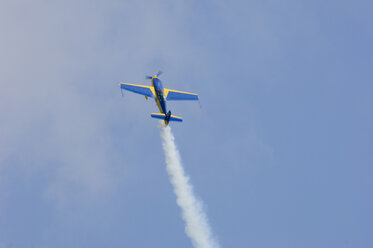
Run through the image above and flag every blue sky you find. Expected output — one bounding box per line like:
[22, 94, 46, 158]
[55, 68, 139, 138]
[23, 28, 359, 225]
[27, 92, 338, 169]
[0, 0, 372, 247]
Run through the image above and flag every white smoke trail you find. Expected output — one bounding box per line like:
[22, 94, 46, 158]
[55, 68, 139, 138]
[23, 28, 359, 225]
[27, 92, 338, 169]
[159, 123, 220, 248]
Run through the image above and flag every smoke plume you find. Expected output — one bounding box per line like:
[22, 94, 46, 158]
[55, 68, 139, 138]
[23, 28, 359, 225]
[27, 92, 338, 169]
[159, 123, 219, 248]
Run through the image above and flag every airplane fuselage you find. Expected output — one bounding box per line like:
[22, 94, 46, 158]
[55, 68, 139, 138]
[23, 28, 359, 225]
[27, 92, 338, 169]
[152, 77, 167, 114]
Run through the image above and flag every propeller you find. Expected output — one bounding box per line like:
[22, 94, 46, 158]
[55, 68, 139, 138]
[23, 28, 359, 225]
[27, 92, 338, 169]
[145, 70, 163, 80]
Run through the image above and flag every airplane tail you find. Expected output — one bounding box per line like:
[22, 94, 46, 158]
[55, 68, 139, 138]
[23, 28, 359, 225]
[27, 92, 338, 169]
[151, 111, 183, 125]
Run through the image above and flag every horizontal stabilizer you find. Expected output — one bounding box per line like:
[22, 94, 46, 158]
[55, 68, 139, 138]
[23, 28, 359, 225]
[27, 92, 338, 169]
[150, 113, 183, 122]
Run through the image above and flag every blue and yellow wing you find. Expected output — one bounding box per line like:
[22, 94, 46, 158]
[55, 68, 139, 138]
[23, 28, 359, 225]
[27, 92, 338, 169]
[120, 83, 155, 98]
[164, 89, 199, 101]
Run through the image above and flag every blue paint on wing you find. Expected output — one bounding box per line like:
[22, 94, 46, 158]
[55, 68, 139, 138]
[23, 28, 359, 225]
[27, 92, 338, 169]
[121, 84, 153, 97]
[166, 91, 199, 101]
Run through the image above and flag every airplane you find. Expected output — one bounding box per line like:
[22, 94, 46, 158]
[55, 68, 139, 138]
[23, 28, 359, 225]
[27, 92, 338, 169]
[120, 71, 199, 125]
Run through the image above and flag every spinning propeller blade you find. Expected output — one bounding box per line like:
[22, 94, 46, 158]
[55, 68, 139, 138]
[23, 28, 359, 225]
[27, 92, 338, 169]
[146, 70, 163, 80]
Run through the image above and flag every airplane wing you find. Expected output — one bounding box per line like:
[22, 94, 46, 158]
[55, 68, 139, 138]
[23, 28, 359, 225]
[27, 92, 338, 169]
[120, 83, 155, 98]
[164, 89, 199, 101]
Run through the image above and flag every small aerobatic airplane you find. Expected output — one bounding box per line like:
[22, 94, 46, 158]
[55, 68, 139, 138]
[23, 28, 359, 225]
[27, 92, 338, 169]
[120, 71, 199, 125]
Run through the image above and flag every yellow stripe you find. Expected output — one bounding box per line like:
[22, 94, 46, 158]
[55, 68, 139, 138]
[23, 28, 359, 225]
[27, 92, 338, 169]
[120, 82, 150, 88]
[151, 113, 182, 118]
